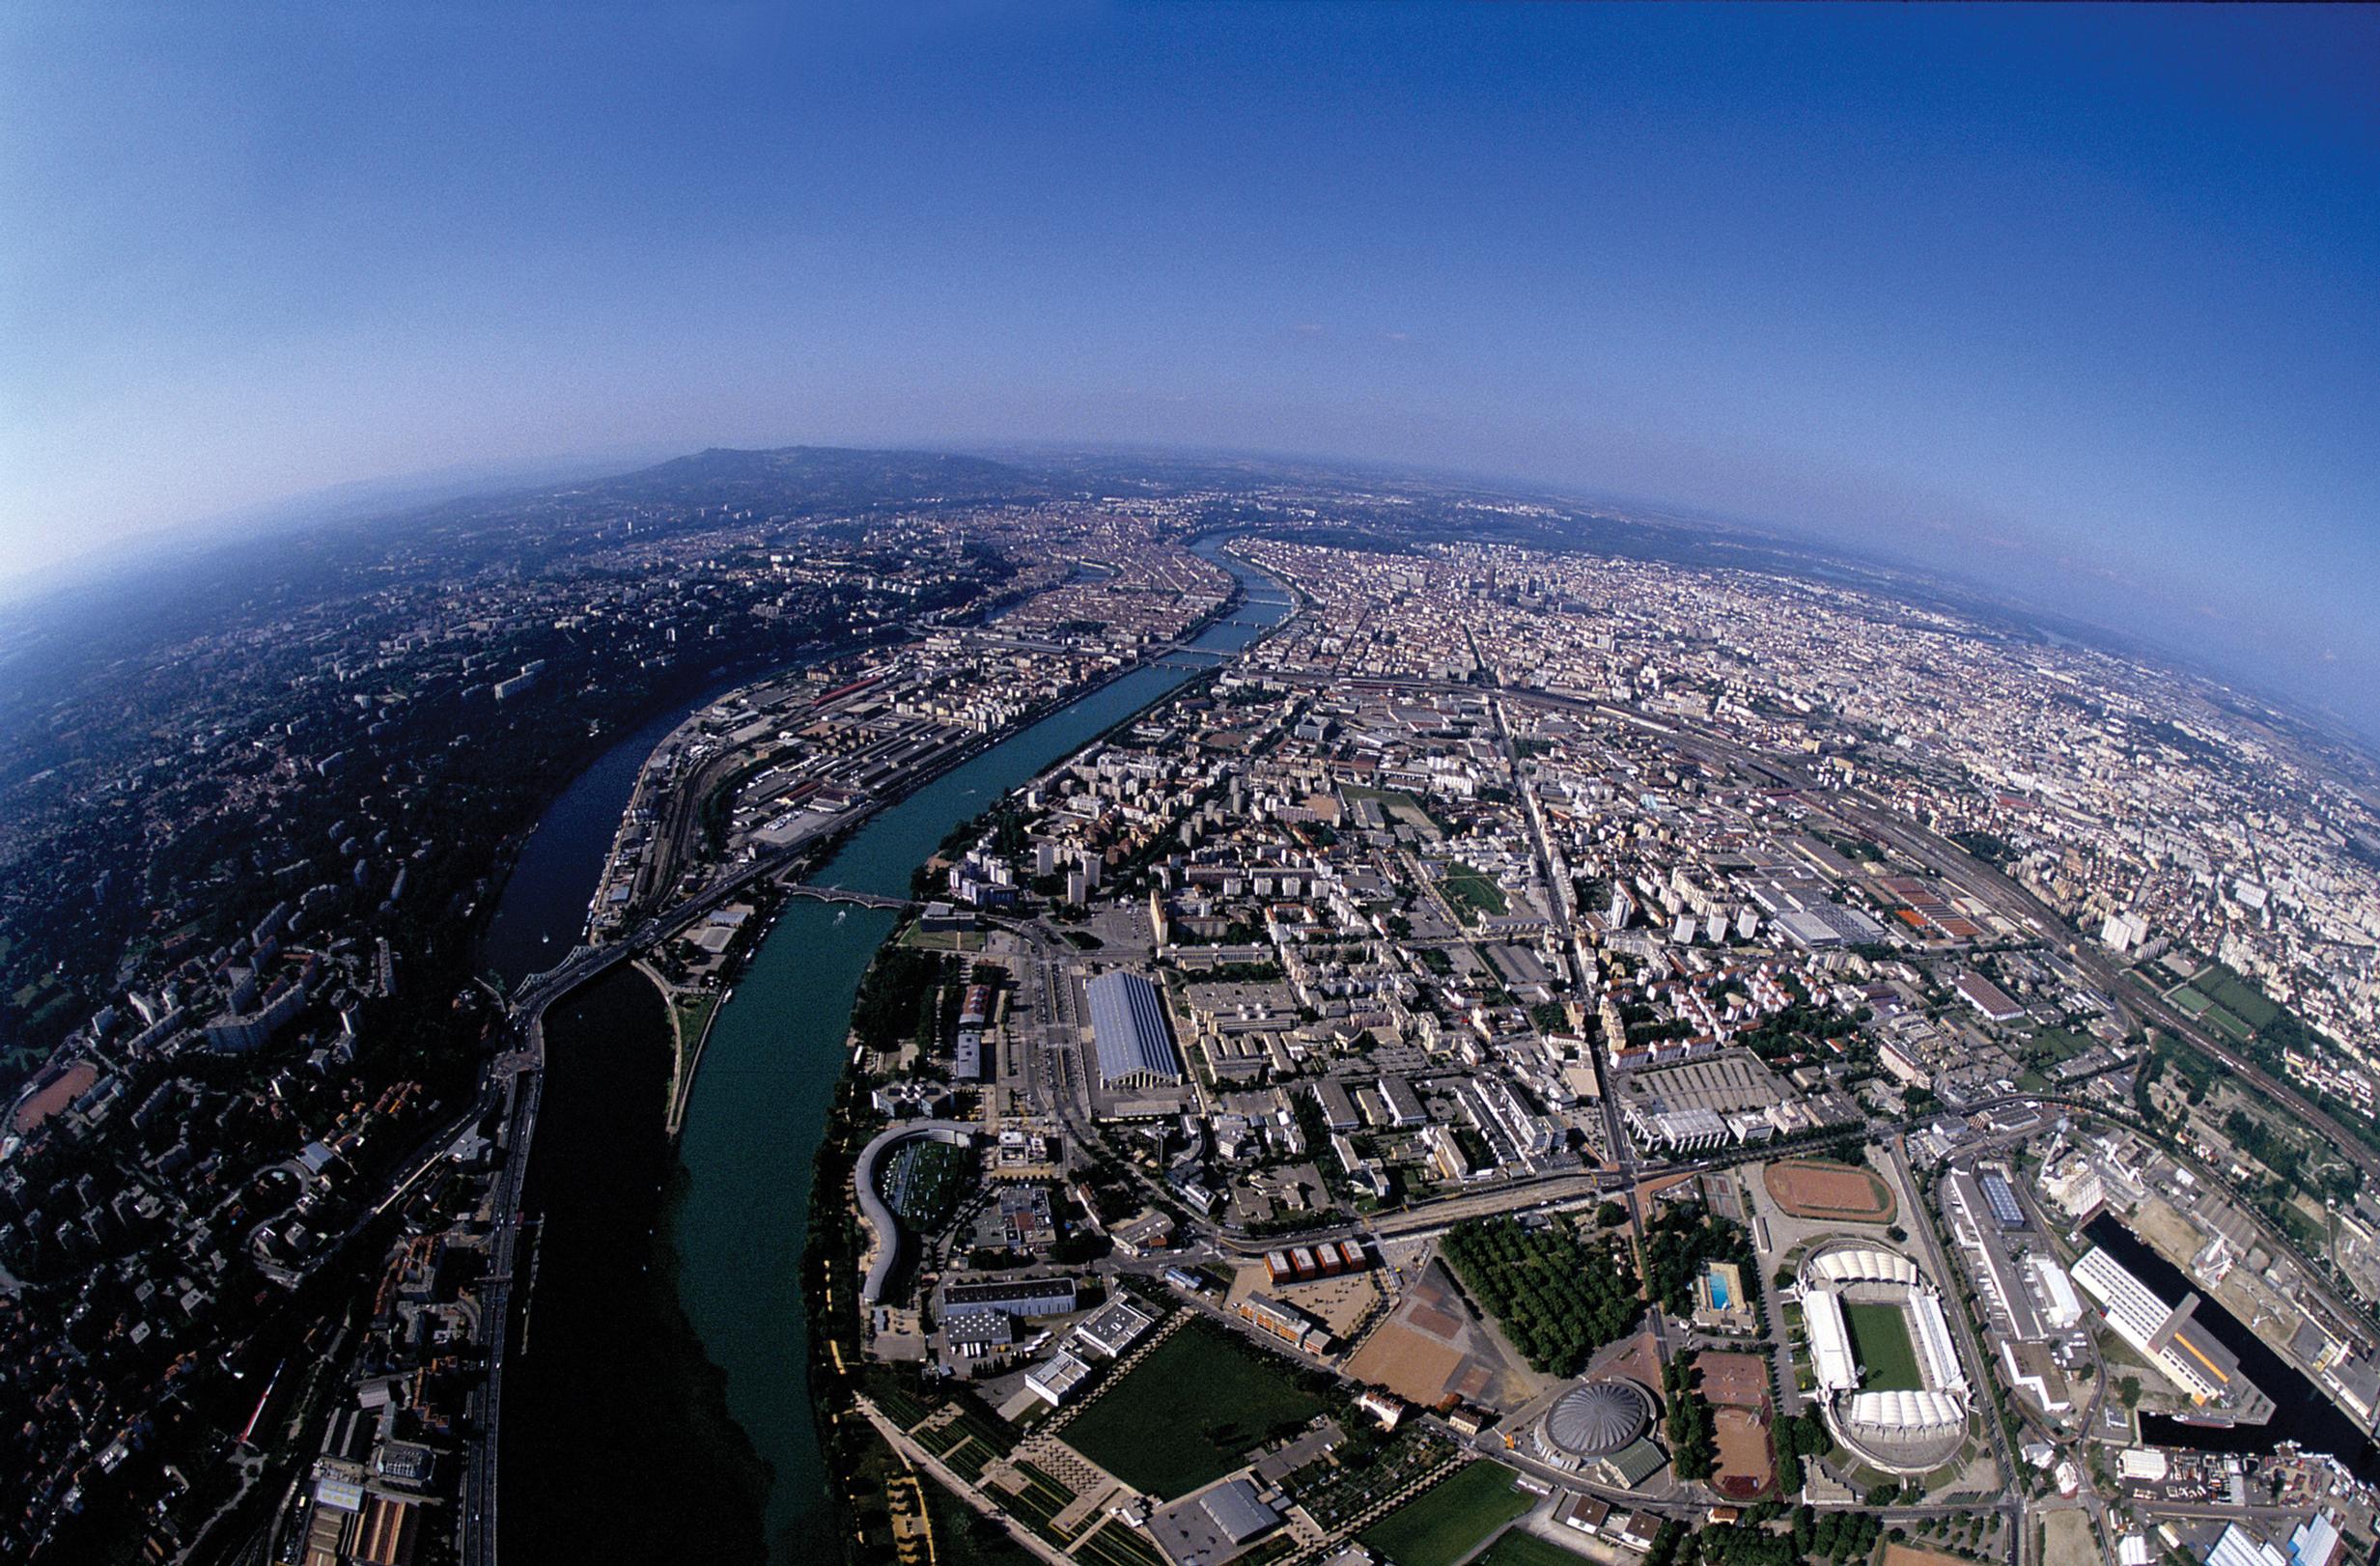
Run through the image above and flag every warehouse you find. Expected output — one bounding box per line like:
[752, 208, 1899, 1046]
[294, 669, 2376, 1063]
[1086, 970, 1186, 1089]
[941, 1275, 1078, 1319]
[2071, 1246, 2243, 1406]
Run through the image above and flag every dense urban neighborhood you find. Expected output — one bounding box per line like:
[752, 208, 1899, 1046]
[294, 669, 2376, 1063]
[5, 450, 2380, 1566]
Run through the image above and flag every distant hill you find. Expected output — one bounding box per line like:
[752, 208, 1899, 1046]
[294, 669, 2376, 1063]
[581, 446, 1047, 509]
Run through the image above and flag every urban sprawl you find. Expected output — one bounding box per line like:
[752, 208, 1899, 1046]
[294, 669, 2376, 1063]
[5, 451, 2380, 1566]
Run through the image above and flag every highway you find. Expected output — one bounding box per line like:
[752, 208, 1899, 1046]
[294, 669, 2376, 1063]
[459, 1065, 539, 1566]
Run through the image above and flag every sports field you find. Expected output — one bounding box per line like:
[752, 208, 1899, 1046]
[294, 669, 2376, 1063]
[1358, 1462, 1537, 1566]
[1764, 1158, 1896, 1223]
[1344, 784, 1441, 834]
[2163, 962, 2283, 1047]
[1059, 1322, 1326, 1497]
[1843, 1301, 1922, 1391]
[1475, 1528, 1593, 1566]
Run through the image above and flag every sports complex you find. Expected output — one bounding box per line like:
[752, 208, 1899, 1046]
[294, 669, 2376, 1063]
[1795, 1241, 1972, 1473]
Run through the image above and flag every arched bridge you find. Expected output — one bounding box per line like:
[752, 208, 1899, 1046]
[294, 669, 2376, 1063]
[783, 883, 919, 911]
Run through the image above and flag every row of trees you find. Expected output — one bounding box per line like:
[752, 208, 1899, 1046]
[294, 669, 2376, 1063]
[1677, 1505, 1886, 1566]
[1662, 1357, 1715, 1480]
[1441, 1216, 1639, 1376]
[1770, 1411, 1831, 1493]
[1795, 1506, 1888, 1564]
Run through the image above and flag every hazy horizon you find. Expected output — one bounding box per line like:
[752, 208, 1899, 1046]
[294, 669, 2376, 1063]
[10, 433, 2375, 751]
[6, 4, 2377, 730]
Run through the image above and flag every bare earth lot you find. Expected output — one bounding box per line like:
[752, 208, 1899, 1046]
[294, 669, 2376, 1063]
[1764, 1159, 1897, 1223]
[1344, 1259, 1541, 1412]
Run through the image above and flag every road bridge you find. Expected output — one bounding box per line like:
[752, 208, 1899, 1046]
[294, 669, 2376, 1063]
[782, 883, 918, 911]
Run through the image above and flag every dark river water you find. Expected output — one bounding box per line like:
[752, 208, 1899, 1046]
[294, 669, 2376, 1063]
[2084, 1214, 2380, 1478]
[481, 659, 819, 989]
[497, 540, 1292, 1561]
[499, 966, 770, 1561]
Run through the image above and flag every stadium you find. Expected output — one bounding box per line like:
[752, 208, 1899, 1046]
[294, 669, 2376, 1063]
[1796, 1241, 1971, 1473]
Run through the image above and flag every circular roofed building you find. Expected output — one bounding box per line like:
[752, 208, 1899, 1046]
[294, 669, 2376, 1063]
[1533, 1379, 1655, 1470]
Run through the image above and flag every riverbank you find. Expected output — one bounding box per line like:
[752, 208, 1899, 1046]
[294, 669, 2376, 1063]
[478, 635, 892, 991]
[485, 539, 1293, 1562]
[2085, 1213, 2380, 1481]
[625, 547, 1272, 1137]
[669, 538, 1299, 1561]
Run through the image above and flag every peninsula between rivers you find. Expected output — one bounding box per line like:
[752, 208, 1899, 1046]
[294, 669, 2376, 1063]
[496, 532, 1294, 1562]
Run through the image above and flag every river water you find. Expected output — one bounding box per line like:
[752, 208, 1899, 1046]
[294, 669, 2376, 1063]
[675, 538, 1290, 1556]
[501, 539, 1291, 1561]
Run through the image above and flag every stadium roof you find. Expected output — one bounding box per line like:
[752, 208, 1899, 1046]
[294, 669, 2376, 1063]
[1806, 1244, 1921, 1288]
[1804, 1287, 1859, 1393]
[1087, 970, 1184, 1085]
[1842, 1388, 1968, 1433]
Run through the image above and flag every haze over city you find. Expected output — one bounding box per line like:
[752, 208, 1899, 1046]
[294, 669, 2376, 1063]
[6, 4, 2378, 728]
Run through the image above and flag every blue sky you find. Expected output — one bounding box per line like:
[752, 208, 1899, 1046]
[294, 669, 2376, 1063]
[5, 4, 2377, 726]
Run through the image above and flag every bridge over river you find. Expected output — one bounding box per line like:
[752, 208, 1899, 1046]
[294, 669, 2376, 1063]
[508, 878, 922, 1012]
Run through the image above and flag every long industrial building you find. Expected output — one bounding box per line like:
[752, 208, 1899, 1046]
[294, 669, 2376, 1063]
[1086, 970, 1186, 1089]
[2070, 1246, 2244, 1406]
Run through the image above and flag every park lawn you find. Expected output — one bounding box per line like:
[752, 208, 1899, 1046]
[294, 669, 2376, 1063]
[2039, 1508, 2101, 1566]
[1358, 1463, 1537, 1566]
[902, 926, 987, 952]
[1442, 863, 1509, 919]
[2203, 969, 2281, 1029]
[2027, 1027, 2095, 1063]
[670, 989, 718, 1045]
[1843, 1301, 1923, 1392]
[1344, 784, 1439, 830]
[1059, 1324, 1326, 1497]
[1474, 1527, 1593, 1566]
